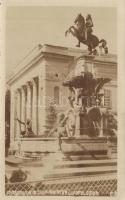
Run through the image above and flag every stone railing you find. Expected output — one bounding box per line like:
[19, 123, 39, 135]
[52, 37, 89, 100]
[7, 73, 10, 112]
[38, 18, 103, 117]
[5, 175, 117, 196]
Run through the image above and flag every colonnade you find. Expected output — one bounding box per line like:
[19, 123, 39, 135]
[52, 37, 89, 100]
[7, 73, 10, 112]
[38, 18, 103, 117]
[14, 77, 38, 137]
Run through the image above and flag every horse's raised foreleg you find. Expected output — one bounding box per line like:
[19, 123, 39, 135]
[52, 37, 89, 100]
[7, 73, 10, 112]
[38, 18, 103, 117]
[69, 26, 77, 37]
[65, 26, 74, 36]
[70, 26, 81, 47]
[65, 26, 81, 48]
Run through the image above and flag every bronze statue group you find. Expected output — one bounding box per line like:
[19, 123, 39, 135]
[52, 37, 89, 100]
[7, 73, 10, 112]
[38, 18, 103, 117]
[65, 13, 108, 55]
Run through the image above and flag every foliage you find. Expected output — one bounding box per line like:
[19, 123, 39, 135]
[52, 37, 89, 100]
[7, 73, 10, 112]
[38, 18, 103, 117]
[9, 169, 27, 183]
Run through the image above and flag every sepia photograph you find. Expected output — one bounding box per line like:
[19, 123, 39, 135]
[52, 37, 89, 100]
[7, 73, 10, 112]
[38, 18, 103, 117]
[4, 4, 118, 197]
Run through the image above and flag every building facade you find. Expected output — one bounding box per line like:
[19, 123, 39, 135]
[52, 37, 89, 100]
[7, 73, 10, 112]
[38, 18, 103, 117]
[7, 44, 117, 152]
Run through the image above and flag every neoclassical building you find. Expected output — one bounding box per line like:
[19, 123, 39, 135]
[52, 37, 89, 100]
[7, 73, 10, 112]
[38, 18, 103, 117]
[7, 44, 117, 152]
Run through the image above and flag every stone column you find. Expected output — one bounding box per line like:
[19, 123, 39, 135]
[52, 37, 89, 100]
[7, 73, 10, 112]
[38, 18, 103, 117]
[38, 73, 46, 135]
[32, 77, 38, 135]
[15, 89, 21, 139]
[74, 108, 81, 137]
[26, 81, 32, 120]
[99, 110, 104, 137]
[99, 119, 103, 137]
[38, 61, 48, 135]
[21, 86, 26, 131]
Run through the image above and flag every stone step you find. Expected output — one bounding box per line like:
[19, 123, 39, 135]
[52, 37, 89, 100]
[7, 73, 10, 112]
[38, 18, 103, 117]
[44, 165, 117, 179]
[54, 159, 117, 169]
[111, 146, 117, 149]
[15, 147, 117, 160]
[15, 150, 110, 161]
[112, 150, 117, 152]
[6, 156, 117, 183]
[111, 146, 117, 150]
[55, 158, 117, 165]
[63, 154, 109, 161]
[15, 153, 117, 163]
[111, 153, 117, 159]
[112, 151, 117, 154]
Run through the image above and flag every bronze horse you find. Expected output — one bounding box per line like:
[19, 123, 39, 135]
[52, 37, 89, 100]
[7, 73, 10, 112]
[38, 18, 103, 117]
[65, 14, 108, 55]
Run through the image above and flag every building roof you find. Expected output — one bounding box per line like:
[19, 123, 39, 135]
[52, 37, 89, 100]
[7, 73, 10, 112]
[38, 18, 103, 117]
[7, 44, 117, 85]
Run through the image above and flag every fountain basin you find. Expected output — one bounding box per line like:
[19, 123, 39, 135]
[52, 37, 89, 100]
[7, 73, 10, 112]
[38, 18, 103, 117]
[15, 136, 110, 159]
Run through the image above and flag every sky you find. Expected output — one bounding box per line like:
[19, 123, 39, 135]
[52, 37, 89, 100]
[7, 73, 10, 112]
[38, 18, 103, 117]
[6, 6, 117, 77]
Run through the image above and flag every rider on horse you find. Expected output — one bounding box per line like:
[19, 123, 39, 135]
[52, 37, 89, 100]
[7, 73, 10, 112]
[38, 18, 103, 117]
[65, 13, 108, 55]
[74, 13, 93, 42]
[85, 14, 94, 40]
[74, 13, 86, 41]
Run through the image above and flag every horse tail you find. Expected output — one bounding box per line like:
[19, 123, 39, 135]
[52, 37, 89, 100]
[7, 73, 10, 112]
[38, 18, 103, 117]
[99, 39, 107, 46]
[99, 39, 108, 54]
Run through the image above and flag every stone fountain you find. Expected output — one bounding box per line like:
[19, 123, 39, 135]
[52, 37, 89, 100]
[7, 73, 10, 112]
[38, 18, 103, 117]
[63, 56, 111, 138]
[59, 55, 112, 157]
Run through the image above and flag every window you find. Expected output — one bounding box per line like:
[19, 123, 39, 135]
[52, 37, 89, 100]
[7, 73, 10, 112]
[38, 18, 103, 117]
[54, 86, 59, 104]
[104, 89, 111, 108]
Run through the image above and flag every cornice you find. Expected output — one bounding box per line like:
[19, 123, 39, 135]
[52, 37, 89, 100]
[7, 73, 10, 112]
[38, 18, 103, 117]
[7, 51, 74, 85]
[7, 44, 117, 85]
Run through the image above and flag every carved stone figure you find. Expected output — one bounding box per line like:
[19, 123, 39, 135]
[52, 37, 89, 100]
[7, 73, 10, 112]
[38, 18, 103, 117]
[49, 113, 68, 150]
[65, 109, 76, 137]
[15, 117, 34, 137]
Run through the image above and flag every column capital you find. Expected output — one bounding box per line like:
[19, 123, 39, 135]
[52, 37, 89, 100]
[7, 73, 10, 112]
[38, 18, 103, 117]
[21, 85, 26, 89]
[26, 81, 32, 88]
[15, 88, 21, 95]
[21, 85, 27, 93]
[32, 77, 38, 85]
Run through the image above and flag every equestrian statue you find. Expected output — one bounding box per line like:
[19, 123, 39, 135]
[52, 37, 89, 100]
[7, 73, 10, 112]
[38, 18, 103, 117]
[65, 13, 108, 55]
